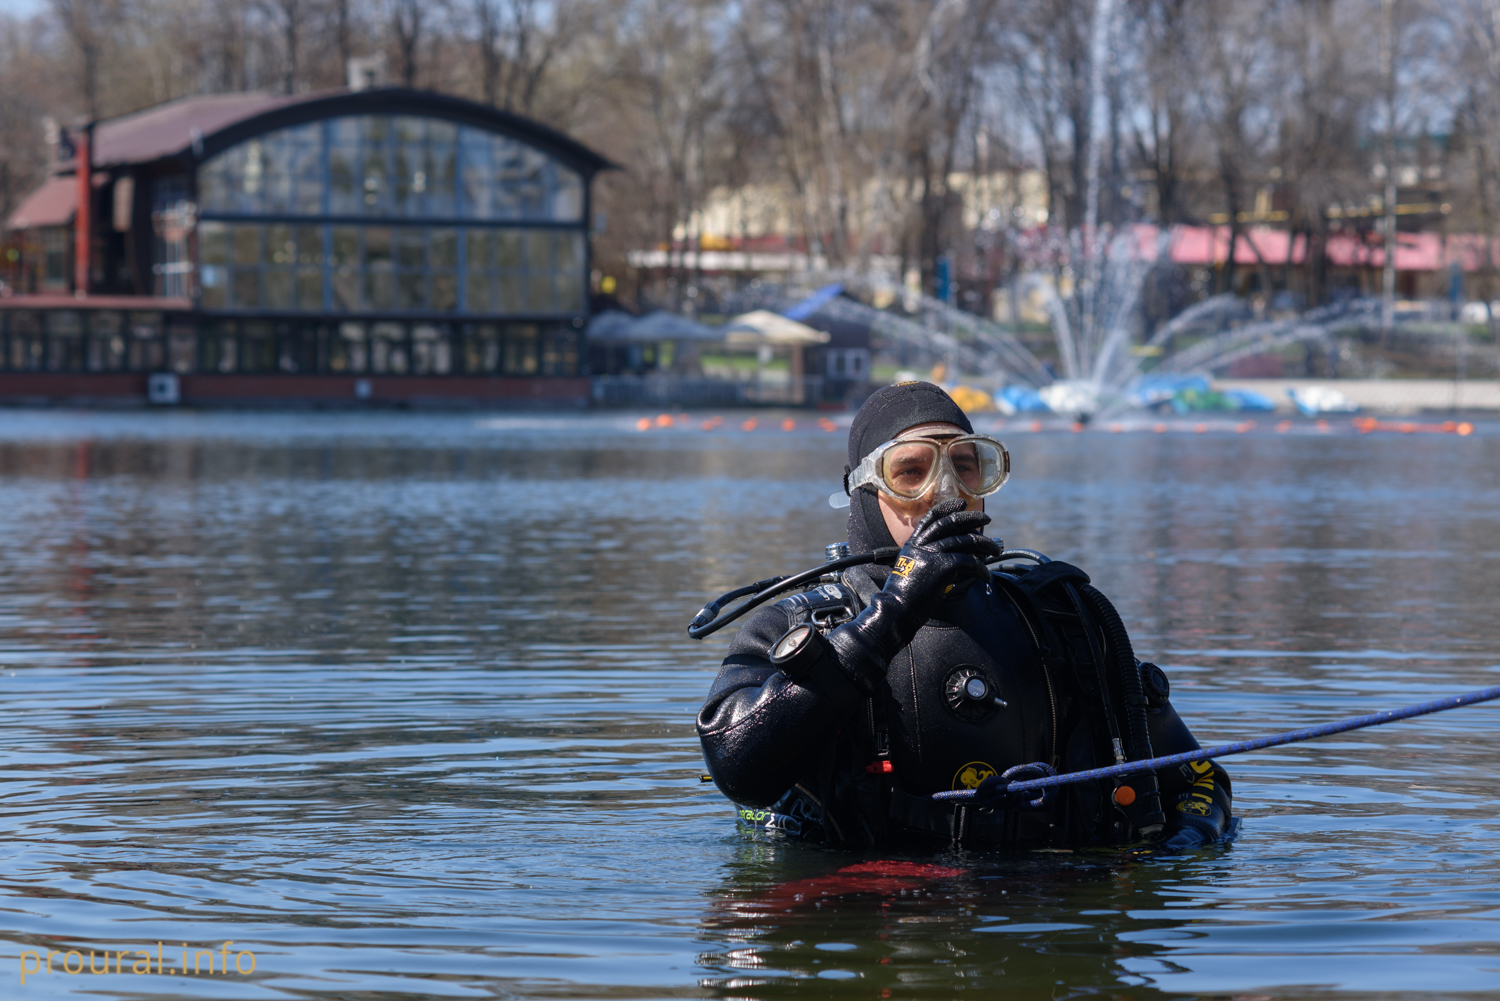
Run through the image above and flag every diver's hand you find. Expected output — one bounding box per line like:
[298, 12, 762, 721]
[1159, 811, 1222, 849]
[880, 499, 1001, 627]
[1159, 780, 1232, 850]
[824, 500, 999, 684]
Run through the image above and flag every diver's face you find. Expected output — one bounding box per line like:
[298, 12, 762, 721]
[877, 422, 984, 547]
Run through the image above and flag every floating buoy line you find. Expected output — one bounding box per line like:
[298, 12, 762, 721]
[630, 414, 1479, 435]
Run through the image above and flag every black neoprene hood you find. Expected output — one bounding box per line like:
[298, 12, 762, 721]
[845, 381, 973, 552]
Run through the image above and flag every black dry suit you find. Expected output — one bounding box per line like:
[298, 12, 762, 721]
[696, 382, 1234, 849]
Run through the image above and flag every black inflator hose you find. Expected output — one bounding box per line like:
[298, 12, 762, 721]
[1079, 583, 1167, 833]
[688, 547, 900, 639]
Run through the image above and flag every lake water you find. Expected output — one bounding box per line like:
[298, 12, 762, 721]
[1, 408, 1498, 1000]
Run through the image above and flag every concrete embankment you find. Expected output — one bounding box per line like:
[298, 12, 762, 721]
[1213, 379, 1500, 414]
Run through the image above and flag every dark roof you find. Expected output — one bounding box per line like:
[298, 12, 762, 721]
[68, 87, 617, 177]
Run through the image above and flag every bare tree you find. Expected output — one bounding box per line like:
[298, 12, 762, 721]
[261, 0, 308, 93]
[389, 0, 422, 87]
[473, 0, 574, 113]
[1128, 0, 1194, 227]
[1194, 0, 1273, 295]
[49, 0, 118, 119]
[332, 0, 355, 70]
[0, 0, 1487, 324]
[1009, 0, 1093, 231]
[1457, 0, 1500, 366]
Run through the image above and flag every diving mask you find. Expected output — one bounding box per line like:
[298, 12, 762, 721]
[829, 432, 1010, 509]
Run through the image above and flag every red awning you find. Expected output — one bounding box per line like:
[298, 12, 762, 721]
[1121, 222, 1500, 272]
[4, 177, 76, 231]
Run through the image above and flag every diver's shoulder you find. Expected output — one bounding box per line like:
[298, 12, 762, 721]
[990, 552, 1092, 593]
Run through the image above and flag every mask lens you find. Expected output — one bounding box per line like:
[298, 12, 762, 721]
[947, 441, 986, 494]
[880, 440, 939, 498]
[966, 439, 1008, 495]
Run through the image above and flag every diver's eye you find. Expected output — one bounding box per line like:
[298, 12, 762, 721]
[882, 443, 937, 492]
[947, 444, 983, 487]
[889, 462, 928, 486]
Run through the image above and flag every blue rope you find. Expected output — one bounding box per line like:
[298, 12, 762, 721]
[932, 684, 1500, 803]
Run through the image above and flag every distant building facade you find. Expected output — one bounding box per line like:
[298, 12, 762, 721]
[0, 88, 612, 406]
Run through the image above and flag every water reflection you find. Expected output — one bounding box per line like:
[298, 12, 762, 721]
[699, 841, 1239, 996]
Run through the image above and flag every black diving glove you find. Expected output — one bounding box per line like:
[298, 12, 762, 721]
[975, 762, 1057, 811]
[1159, 765, 1233, 850]
[825, 499, 1001, 687]
[881, 499, 1000, 619]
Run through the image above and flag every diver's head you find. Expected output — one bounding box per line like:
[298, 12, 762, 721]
[843, 382, 1008, 548]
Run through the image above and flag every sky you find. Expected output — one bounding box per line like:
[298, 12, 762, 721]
[0, 0, 44, 16]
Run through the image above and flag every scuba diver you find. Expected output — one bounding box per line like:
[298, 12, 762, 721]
[695, 381, 1234, 850]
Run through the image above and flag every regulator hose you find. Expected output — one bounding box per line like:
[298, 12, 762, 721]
[688, 547, 1048, 640]
[1079, 582, 1167, 833]
[687, 547, 900, 639]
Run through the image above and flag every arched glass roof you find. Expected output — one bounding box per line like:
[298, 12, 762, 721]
[198, 115, 584, 223]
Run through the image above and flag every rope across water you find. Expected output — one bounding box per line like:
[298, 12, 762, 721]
[932, 684, 1500, 802]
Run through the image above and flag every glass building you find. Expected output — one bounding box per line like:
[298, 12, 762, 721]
[0, 88, 613, 403]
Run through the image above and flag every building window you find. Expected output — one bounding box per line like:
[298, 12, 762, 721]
[128, 312, 164, 370]
[152, 176, 195, 298]
[194, 113, 587, 323]
[167, 321, 197, 373]
[201, 320, 238, 373]
[0, 313, 577, 377]
[86, 311, 127, 371]
[198, 221, 577, 316]
[5, 311, 43, 370]
[45, 310, 85, 371]
[199, 115, 583, 223]
[826, 348, 870, 380]
[505, 325, 538, 374]
[411, 323, 452, 374]
[42, 228, 69, 290]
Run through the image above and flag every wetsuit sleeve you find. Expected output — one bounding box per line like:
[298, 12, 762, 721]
[696, 604, 868, 807]
[1147, 701, 1234, 848]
